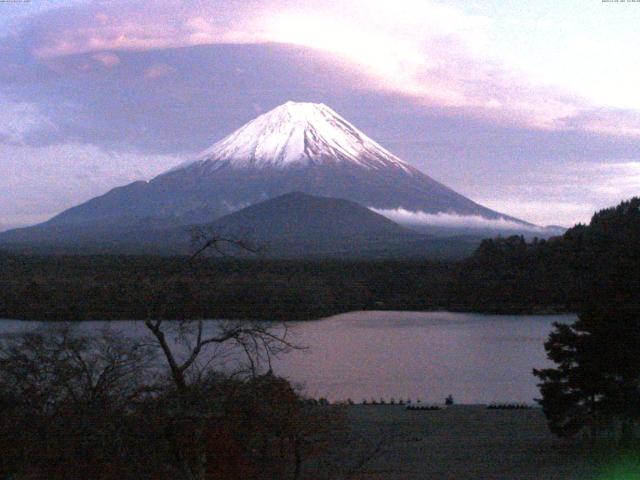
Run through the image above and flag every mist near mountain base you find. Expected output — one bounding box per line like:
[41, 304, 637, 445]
[370, 207, 549, 232]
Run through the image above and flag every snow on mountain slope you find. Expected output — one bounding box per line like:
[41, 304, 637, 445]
[187, 101, 413, 172]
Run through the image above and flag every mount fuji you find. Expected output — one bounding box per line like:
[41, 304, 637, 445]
[0, 102, 540, 255]
[42, 101, 523, 227]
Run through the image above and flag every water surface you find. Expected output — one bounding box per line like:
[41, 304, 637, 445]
[275, 311, 574, 403]
[0, 311, 575, 404]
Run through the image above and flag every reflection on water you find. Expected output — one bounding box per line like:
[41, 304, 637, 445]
[275, 311, 574, 403]
[0, 311, 575, 404]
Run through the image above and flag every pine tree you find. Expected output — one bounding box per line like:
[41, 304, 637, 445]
[534, 305, 640, 443]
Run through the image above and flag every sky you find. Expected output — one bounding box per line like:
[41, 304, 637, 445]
[1, 0, 639, 229]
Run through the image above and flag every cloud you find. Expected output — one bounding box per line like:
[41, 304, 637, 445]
[92, 52, 120, 68]
[0, 96, 56, 143]
[24, 0, 263, 58]
[588, 162, 640, 199]
[0, 141, 184, 226]
[477, 200, 591, 230]
[370, 208, 547, 232]
[558, 108, 640, 138]
[9, 0, 640, 136]
[144, 63, 175, 79]
[475, 161, 640, 227]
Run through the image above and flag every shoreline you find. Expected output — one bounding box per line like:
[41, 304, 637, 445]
[0, 306, 574, 323]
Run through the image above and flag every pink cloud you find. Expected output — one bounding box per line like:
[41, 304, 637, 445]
[29, 1, 263, 59]
[144, 63, 175, 80]
[92, 52, 120, 68]
[16, 0, 640, 138]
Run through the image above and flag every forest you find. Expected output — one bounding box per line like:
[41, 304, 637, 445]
[1, 198, 639, 322]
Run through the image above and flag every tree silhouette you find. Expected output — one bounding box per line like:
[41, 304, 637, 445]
[534, 305, 640, 443]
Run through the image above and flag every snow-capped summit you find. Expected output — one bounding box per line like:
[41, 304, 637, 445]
[191, 101, 413, 172]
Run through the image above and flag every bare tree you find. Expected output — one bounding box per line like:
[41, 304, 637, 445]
[0, 324, 154, 414]
[143, 319, 298, 480]
[142, 232, 298, 480]
[144, 319, 294, 395]
[188, 226, 261, 261]
[0, 324, 159, 479]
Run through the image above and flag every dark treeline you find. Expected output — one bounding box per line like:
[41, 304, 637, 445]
[0, 256, 455, 321]
[0, 252, 570, 322]
[1, 198, 639, 322]
[532, 198, 640, 444]
[465, 198, 640, 310]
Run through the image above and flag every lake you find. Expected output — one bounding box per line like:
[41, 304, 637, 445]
[0, 311, 574, 404]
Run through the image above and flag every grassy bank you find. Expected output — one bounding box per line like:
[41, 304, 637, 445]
[338, 404, 628, 479]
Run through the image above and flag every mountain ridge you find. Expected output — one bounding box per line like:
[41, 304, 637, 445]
[0, 101, 537, 255]
[0, 192, 483, 259]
